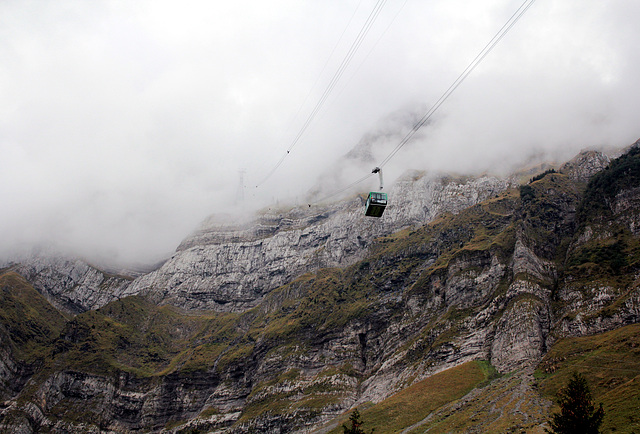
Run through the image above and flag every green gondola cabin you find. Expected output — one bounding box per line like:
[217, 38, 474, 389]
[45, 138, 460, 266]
[365, 191, 387, 217]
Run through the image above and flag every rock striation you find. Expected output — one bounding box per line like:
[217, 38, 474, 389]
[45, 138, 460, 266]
[128, 173, 511, 311]
[1, 145, 639, 433]
[11, 253, 134, 314]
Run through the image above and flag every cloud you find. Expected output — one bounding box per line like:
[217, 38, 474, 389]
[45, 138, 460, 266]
[1, 0, 638, 266]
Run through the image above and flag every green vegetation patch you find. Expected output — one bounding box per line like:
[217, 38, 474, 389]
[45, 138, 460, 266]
[239, 387, 343, 424]
[247, 267, 377, 345]
[402, 191, 518, 298]
[566, 227, 640, 278]
[415, 372, 551, 434]
[181, 343, 229, 373]
[48, 296, 242, 377]
[327, 360, 489, 434]
[578, 146, 640, 222]
[519, 172, 583, 261]
[536, 324, 640, 433]
[239, 364, 356, 428]
[530, 168, 557, 184]
[216, 342, 255, 373]
[0, 271, 68, 363]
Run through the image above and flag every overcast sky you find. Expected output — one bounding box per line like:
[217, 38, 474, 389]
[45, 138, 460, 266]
[1, 0, 639, 266]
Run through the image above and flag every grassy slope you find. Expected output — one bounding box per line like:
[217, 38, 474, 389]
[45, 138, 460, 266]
[405, 372, 550, 434]
[567, 146, 640, 281]
[537, 324, 640, 433]
[578, 146, 640, 220]
[50, 296, 242, 377]
[0, 271, 68, 363]
[361, 326, 640, 434]
[322, 361, 489, 434]
[361, 361, 489, 433]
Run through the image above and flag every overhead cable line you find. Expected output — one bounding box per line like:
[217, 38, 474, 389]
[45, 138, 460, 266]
[378, 0, 538, 168]
[287, 0, 388, 155]
[310, 0, 538, 205]
[256, 0, 389, 188]
[331, 0, 410, 109]
[282, 0, 365, 134]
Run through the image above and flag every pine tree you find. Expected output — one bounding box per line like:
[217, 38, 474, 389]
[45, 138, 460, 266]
[546, 372, 605, 434]
[342, 408, 374, 434]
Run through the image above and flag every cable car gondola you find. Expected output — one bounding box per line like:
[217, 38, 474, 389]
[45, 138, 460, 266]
[365, 167, 387, 217]
[365, 191, 387, 217]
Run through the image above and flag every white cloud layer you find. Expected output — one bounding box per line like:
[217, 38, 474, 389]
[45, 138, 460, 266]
[1, 0, 639, 265]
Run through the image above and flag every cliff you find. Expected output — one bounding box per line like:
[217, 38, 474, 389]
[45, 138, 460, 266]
[1, 143, 639, 433]
[11, 254, 134, 315]
[127, 172, 511, 311]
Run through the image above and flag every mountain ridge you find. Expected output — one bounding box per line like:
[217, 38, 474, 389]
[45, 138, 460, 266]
[1, 141, 639, 432]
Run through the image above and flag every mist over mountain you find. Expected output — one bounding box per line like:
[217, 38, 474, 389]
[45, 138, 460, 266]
[1, 140, 640, 432]
[2, 2, 640, 429]
[2, 0, 640, 267]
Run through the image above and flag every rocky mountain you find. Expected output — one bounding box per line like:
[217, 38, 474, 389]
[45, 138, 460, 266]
[1, 141, 639, 433]
[128, 172, 511, 311]
[10, 253, 134, 315]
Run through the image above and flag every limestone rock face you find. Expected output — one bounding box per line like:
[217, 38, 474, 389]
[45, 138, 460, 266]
[2, 146, 639, 433]
[12, 254, 133, 314]
[490, 294, 550, 372]
[0, 333, 25, 402]
[560, 149, 611, 182]
[128, 173, 511, 311]
[0, 369, 248, 434]
[614, 186, 640, 236]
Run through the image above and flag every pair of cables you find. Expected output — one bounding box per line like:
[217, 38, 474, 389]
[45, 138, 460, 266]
[377, 0, 538, 169]
[256, 0, 389, 188]
[314, 0, 539, 205]
[257, 0, 538, 203]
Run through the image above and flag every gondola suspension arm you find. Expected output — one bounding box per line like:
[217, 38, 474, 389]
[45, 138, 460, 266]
[372, 167, 383, 190]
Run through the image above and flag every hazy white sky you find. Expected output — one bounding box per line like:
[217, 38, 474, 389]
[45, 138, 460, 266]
[1, 0, 639, 265]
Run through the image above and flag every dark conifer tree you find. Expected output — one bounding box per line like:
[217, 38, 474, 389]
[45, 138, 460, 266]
[546, 372, 605, 434]
[342, 408, 374, 434]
